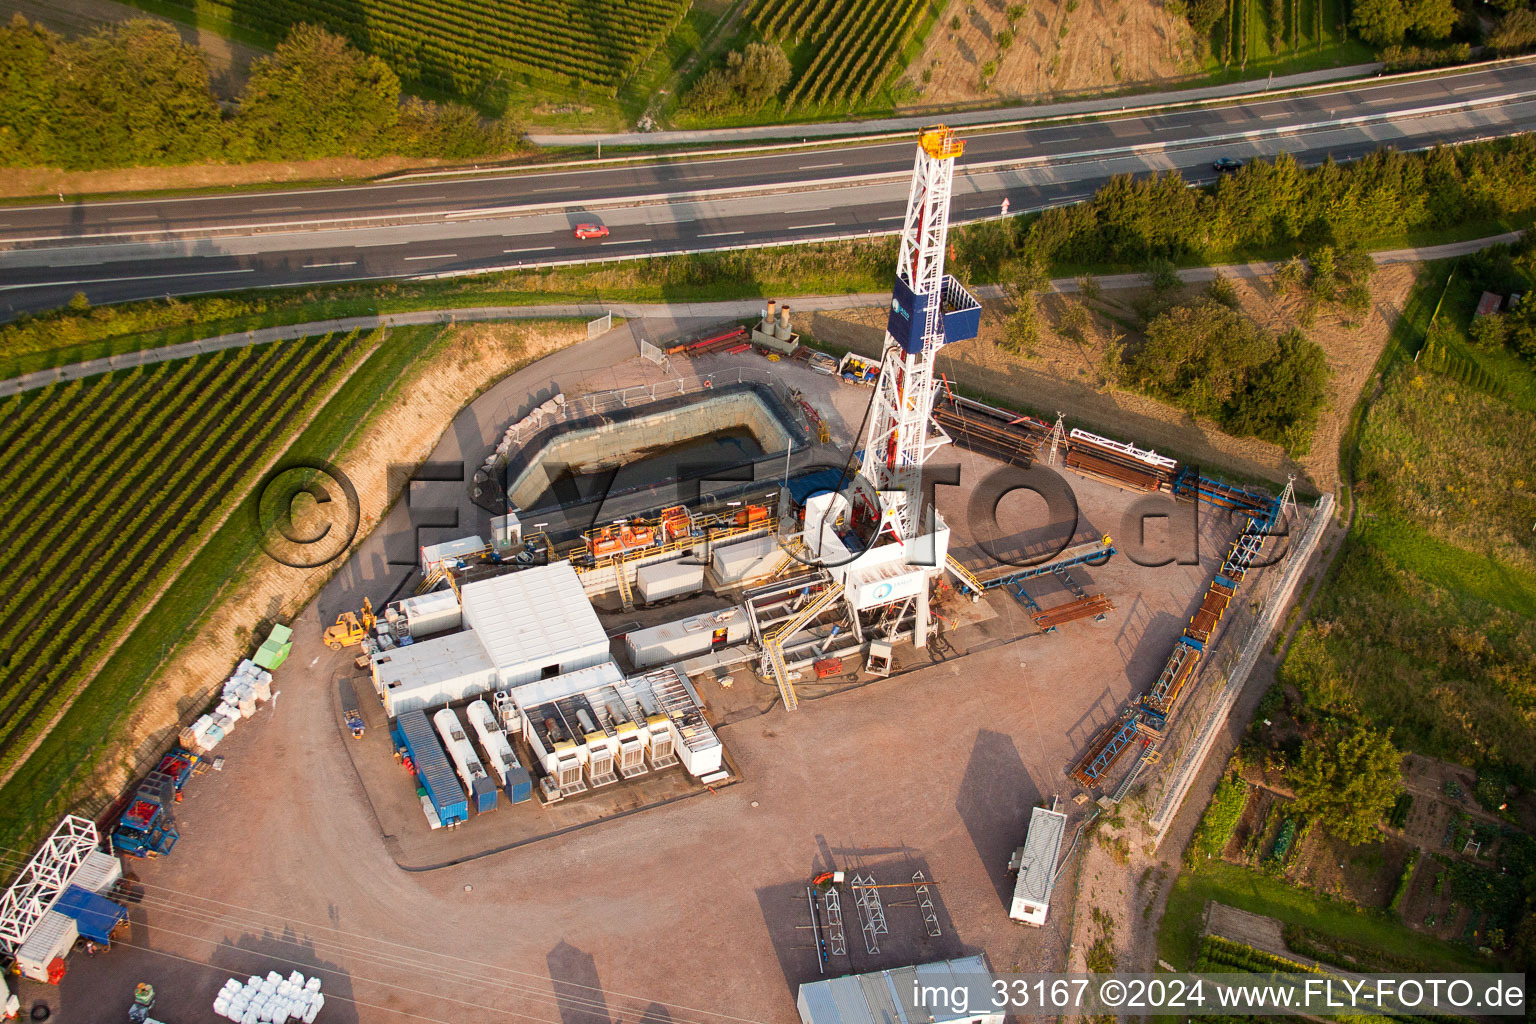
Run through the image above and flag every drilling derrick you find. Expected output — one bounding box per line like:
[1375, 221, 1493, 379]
[856, 126, 981, 545]
[801, 126, 981, 651]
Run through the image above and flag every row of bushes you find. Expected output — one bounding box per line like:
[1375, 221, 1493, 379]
[0, 17, 520, 171]
[1019, 141, 1536, 272]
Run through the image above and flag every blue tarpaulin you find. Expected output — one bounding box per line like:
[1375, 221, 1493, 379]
[52, 884, 126, 944]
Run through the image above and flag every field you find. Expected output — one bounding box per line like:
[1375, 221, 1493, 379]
[1279, 257, 1536, 775]
[139, 0, 690, 101]
[0, 329, 378, 784]
[905, 0, 1368, 107]
[749, 0, 929, 110]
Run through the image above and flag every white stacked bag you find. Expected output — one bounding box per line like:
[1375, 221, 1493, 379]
[212, 970, 325, 1024]
[181, 660, 275, 754]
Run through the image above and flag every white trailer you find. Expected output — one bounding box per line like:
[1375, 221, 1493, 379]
[14, 909, 76, 982]
[433, 708, 498, 813]
[1008, 805, 1068, 926]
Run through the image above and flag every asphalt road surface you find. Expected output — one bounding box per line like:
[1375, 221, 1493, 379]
[1, 62, 1533, 315]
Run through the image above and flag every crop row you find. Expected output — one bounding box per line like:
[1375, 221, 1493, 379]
[751, 0, 926, 110]
[0, 363, 154, 527]
[0, 332, 363, 757]
[0, 343, 304, 738]
[0, 353, 233, 606]
[784, 0, 889, 108]
[164, 0, 687, 92]
[0, 332, 373, 762]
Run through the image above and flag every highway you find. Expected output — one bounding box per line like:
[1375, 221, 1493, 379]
[1, 62, 1533, 315]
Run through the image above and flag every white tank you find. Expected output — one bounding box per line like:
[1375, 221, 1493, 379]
[465, 699, 520, 787]
[433, 708, 490, 794]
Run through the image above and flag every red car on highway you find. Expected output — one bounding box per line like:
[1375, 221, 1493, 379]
[574, 223, 609, 239]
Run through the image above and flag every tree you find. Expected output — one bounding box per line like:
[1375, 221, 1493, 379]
[1407, 0, 1458, 40]
[62, 20, 224, 166]
[728, 43, 791, 107]
[1351, 0, 1455, 45]
[1487, 8, 1536, 55]
[0, 15, 60, 165]
[1000, 295, 1040, 357]
[237, 24, 400, 159]
[685, 42, 790, 115]
[1288, 722, 1403, 845]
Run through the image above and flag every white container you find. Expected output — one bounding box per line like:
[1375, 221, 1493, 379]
[434, 707, 493, 803]
[710, 534, 790, 584]
[14, 909, 77, 981]
[71, 849, 123, 893]
[635, 560, 705, 603]
[624, 606, 750, 669]
[373, 631, 497, 719]
[399, 589, 462, 638]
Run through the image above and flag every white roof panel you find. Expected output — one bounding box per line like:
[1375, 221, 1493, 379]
[508, 660, 624, 709]
[460, 564, 610, 682]
[797, 957, 994, 1024]
[372, 631, 494, 692]
[1014, 806, 1068, 906]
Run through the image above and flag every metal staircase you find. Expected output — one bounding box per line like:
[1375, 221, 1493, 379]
[944, 554, 986, 597]
[615, 556, 634, 610]
[762, 582, 845, 711]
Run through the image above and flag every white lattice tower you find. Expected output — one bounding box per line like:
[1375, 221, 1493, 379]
[857, 127, 976, 545]
[0, 814, 98, 953]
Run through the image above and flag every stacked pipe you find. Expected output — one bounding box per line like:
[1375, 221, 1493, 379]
[932, 393, 1049, 465]
[1063, 429, 1176, 492]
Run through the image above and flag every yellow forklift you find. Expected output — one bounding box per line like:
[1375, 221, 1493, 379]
[323, 597, 374, 650]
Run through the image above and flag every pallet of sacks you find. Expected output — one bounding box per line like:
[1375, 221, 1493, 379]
[180, 660, 274, 754]
[213, 970, 325, 1024]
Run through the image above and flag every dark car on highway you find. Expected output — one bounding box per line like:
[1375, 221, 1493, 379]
[1212, 157, 1244, 174]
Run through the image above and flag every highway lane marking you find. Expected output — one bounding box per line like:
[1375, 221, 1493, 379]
[254, 206, 305, 213]
[303, 260, 357, 268]
[698, 230, 744, 237]
[107, 215, 156, 222]
[395, 195, 448, 203]
[352, 241, 402, 247]
[0, 267, 255, 291]
[403, 253, 457, 260]
[798, 162, 844, 169]
[601, 238, 651, 245]
[503, 246, 556, 253]
[788, 222, 837, 229]
[878, 215, 906, 221]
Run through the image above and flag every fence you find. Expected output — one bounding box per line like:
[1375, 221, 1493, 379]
[587, 312, 612, 339]
[1144, 493, 1335, 846]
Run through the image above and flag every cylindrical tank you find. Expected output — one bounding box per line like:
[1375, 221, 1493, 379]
[433, 708, 488, 793]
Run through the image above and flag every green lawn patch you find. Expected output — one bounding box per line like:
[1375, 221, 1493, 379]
[1160, 861, 1494, 972]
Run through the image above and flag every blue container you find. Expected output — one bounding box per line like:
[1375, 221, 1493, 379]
[52, 885, 127, 944]
[472, 776, 498, 814]
[505, 763, 533, 804]
[397, 711, 469, 825]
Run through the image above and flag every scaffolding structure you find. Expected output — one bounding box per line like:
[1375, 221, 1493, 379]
[0, 815, 100, 954]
